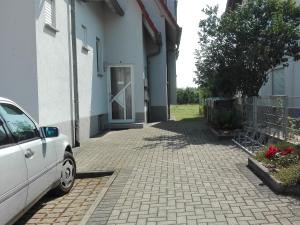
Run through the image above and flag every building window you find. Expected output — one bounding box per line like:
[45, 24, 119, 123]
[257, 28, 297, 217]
[45, 0, 56, 28]
[272, 68, 285, 96]
[96, 37, 103, 76]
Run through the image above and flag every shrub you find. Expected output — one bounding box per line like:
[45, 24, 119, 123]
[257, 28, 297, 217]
[212, 109, 242, 130]
[177, 88, 200, 104]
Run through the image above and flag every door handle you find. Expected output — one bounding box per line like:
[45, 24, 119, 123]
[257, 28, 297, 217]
[25, 149, 34, 158]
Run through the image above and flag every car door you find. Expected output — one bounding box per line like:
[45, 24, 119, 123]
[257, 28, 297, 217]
[0, 117, 28, 225]
[0, 103, 57, 207]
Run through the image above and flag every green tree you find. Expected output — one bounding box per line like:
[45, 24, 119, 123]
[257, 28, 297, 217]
[195, 0, 300, 97]
[176, 88, 200, 104]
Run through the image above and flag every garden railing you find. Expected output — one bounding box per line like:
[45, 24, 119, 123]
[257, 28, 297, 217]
[206, 96, 300, 154]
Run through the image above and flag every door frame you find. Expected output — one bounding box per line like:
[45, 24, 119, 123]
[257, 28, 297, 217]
[107, 64, 135, 123]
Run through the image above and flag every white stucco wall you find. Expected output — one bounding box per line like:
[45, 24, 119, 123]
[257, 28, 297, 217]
[259, 60, 300, 97]
[142, 0, 168, 107]
[34, 0, 108, 142]
[103, 1, 146, 119]
[258, 73, 272, 96]
[34, 0, 73, 142]
[0, 1, 39, 120]
[75, 2, 107, 119]
[286, 61, 300, 97]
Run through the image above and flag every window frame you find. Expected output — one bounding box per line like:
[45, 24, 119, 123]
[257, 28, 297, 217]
[0, 103, 41, 144]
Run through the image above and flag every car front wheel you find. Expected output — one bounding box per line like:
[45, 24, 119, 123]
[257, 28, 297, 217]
[53, 151, 76, 195]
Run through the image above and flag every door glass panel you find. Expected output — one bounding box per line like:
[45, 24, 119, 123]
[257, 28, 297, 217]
[111, 67, 131, 97]
[125, 85, 132, 120]
[110, 67, 132, 121]
[112, 101, 124, 120]
[115, 94, 125, 108]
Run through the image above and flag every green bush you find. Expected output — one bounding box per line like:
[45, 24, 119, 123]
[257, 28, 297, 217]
[177, 88, 200, 104]
[212, 109, 242, 130]
[199, 105, 204, 117]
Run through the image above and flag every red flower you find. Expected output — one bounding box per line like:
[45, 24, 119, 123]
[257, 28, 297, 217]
[265, 145, 279, 159]
[280, 146, 294, 156]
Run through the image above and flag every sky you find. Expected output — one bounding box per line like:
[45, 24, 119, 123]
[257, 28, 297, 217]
[176, 0, 227, 88]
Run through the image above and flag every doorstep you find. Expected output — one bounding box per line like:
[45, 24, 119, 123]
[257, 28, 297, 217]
[107, 122, 144, 130]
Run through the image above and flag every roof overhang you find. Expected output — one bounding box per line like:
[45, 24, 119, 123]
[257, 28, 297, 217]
[136, 0, 162, 46]
[81, 0, 124, 16]
[155, 0, 182, 48]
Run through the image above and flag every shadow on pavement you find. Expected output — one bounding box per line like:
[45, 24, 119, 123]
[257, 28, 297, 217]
[14, 193, 56, 225]
[140, 119, 236, 151]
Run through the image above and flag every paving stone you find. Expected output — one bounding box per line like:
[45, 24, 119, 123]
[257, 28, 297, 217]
[15, 177, 109, 225]
[20, 120, 300, 225]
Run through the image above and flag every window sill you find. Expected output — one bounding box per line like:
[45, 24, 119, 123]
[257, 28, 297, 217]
[44, 23, 59, 33]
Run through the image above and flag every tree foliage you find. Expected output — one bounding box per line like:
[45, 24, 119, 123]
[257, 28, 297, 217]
[176, 88, 200, 104]
[194, 0, 300, 97]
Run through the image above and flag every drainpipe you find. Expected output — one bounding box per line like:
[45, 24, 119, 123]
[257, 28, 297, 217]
[70, 0, 80, 147]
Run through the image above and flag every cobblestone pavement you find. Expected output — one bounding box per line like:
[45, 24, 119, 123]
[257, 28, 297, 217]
[15, 177, 109, 225]
[75, 120, 300, 225]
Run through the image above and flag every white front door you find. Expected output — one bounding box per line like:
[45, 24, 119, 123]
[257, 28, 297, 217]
[108, 66, 134, 123]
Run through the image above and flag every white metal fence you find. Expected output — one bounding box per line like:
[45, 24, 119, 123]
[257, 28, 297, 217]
[206, 96, 300, 154]
[234, 96, 300, 154]
[237, 96, 300, 142]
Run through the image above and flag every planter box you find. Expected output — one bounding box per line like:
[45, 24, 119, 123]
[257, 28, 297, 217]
[248, 158, 300, 196]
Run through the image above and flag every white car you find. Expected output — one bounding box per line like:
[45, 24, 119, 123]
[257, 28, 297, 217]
[0, 97, 76, 225]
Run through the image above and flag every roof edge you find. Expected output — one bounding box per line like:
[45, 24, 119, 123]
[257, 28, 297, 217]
[109, 0, 124, 16]
[155, 0, 181, 46]
[81, 0, 124, 16]
[157, 0, 180, 30]
[137, 0, 162, 45]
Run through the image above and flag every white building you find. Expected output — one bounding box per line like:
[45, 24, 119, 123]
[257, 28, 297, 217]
[0, 0, 181, 146]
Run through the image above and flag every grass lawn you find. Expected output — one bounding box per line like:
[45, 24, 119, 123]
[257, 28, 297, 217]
[170, 104, 203, 121]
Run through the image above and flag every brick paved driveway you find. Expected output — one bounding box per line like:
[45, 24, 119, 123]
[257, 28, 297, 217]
[15, 177, 109, 225]
[75, 120, 300, 225]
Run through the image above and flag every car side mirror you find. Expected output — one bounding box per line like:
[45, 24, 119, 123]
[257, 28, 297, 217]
[41, 127, 59, 138]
